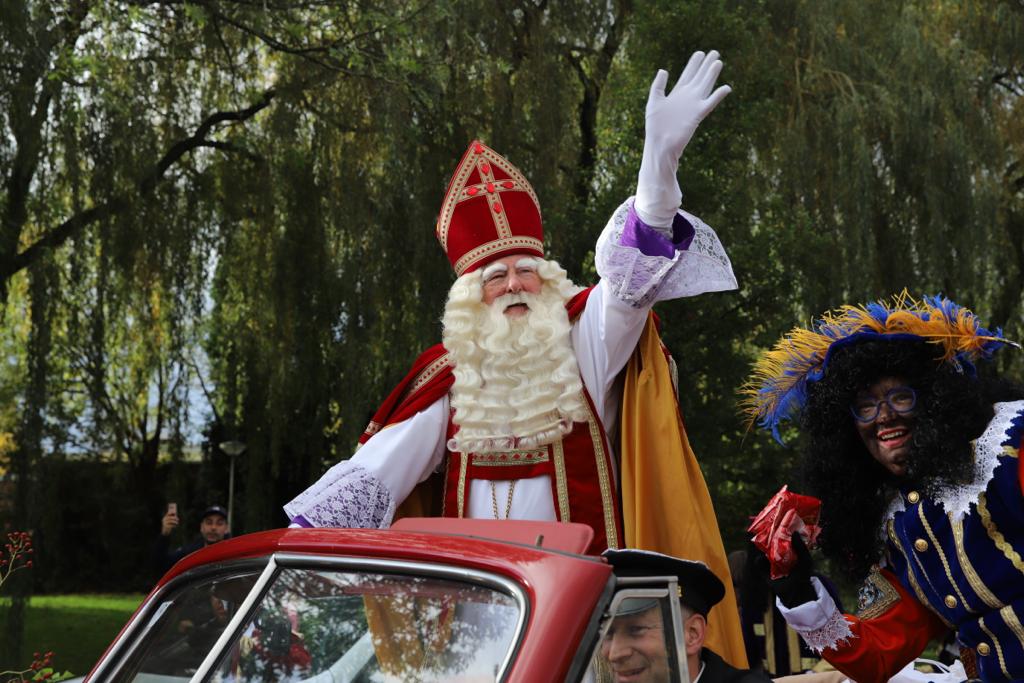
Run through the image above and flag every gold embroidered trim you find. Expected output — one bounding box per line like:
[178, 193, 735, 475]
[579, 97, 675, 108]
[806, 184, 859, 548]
[918, 504, 975, 612]
[1001, 605, 1024, 652]
[441, 454, 449, 517]
[857, 569, 901, 620]
[1003, 444, 1019, 458]
[950, 515, 1004, 609]
[552, 439, 570, 522]
[473, 158, 512, 239]
[453, 236, 544, 276]
[437, 148, 485, 248]
[408, 353, 451, 398]
[584, 393, 618, 549]
[470, 449, 549, 466]
[979, 616, 1010, 678]
[978, 493, 1024, 575]
[457, 453, 468, 518]
[887, 521, 954, 628]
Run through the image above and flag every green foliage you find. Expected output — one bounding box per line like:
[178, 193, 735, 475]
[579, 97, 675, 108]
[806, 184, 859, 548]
[0, 0, 1021, 587]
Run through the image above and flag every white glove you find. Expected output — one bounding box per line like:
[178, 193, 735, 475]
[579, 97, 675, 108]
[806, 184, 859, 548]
[636, 51, 731, 230]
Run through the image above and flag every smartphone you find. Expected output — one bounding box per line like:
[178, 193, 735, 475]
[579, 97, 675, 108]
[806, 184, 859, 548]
[168, 502, 178, 516]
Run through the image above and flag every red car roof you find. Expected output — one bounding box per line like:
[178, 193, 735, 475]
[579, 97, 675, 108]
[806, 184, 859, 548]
[145, 520, 612, 682]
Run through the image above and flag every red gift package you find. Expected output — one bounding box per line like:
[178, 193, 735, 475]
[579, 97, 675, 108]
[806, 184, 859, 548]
[748, 485, 822, 579]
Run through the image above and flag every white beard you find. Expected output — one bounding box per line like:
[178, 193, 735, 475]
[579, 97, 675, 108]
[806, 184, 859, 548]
[442, 267, 588, 454]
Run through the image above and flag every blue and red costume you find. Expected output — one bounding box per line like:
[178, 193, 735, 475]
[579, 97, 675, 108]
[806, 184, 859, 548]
[781, 402, 1024, 682]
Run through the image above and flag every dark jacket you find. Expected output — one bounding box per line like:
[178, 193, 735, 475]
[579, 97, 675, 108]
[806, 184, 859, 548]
[700, 648, 773, 683]
[153, 535, 208, 577]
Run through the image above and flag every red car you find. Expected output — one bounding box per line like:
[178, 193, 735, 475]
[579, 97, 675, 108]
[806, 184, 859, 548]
[86, 518, 696, 682]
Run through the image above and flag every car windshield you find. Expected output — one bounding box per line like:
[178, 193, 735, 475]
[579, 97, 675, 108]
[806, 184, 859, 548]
[111, 564, 522, 683]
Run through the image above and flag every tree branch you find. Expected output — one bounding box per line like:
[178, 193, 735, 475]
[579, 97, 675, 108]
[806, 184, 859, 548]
[2, 1, 91, 283]
[194, 140, 264, 163]
[992, 70, 1024, 97]
[185, 353, 222, 427]
[142, 89, 276, 193]
[5, 89, 276, 282]
[565, 0, 633, 208]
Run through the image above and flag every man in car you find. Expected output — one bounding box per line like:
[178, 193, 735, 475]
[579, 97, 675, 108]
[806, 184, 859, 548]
[601, 549, 771, 683]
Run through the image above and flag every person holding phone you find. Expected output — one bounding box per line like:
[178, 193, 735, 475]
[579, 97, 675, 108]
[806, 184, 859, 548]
[154, 503, 231, 577]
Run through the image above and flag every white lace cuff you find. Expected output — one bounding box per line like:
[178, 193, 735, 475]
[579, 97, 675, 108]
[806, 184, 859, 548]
[776, 577, 855, 653]
[596, 197, 737, 308]
[283, 461, 396, 529]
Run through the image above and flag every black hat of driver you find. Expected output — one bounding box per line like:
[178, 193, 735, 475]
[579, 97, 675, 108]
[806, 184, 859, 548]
[602, 548, 725, 617]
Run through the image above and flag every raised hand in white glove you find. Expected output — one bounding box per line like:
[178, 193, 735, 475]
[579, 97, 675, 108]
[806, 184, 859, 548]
[636, 50, 731, 230]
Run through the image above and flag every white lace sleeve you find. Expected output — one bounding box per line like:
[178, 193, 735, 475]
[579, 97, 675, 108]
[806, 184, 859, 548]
[775, 577, 855, 653]
[595, 197, 737, 308]
[284, 396, 449, 528]
[283, 462, 396, 529]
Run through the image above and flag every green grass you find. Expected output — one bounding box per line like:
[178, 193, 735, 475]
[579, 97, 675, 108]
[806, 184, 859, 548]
[1, 594, 146, 676]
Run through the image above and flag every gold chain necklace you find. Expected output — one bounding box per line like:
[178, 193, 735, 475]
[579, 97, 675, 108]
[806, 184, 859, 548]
[490, 480, 517, 519]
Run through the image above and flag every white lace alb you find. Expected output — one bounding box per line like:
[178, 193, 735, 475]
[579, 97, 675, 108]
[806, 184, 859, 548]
[283, 462, 396, 529]
[595, 198, 737, 309]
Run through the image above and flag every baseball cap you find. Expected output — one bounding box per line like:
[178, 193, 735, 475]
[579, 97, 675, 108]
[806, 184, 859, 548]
[202, 505, 228, 520]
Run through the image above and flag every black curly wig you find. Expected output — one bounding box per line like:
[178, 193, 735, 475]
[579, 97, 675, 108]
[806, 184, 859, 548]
[799, 338, 1021, 582]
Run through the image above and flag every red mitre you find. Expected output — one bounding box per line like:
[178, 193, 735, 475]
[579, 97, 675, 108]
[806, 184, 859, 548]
[436, 140, 544, 276]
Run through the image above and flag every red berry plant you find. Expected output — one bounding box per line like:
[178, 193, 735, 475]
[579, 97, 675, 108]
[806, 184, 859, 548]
[0, 531, 33, 587]
[0, 532, 73, 683]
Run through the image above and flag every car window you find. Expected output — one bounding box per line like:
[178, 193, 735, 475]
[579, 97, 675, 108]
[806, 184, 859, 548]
[589, 593, 682, 683]
[209, 567, 521, 683]
[109, 569, 263, 683]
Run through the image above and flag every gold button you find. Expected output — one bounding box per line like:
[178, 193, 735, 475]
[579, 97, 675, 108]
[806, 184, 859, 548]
[977, 643, 991, 656]
[944, 595, 957, 609]
[907, 491, 920, 504]
[914, 538, 928, 552]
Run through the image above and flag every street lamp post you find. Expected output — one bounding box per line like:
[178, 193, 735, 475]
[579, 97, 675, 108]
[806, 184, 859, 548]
[218, 440, 247, 530]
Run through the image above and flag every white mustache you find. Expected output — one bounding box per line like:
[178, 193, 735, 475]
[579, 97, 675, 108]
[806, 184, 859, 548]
[493, 292, 533, 309]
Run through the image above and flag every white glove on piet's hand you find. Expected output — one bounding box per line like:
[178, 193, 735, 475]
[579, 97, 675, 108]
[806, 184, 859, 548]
[635, 50, 731, 231]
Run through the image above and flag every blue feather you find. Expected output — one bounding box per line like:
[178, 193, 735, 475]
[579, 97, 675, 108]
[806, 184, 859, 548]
[864, 302, 890, 325]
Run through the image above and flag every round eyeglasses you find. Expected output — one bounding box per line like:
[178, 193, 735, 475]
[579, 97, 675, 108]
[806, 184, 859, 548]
[850, 386, 917, 423]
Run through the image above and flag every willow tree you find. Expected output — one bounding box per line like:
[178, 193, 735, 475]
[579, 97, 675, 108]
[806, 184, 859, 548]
[955, 0, 1024, 343]
[589, 0, 1024, 549]
[0, 6, 459, 661]
[761, 0, 1023, 317]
